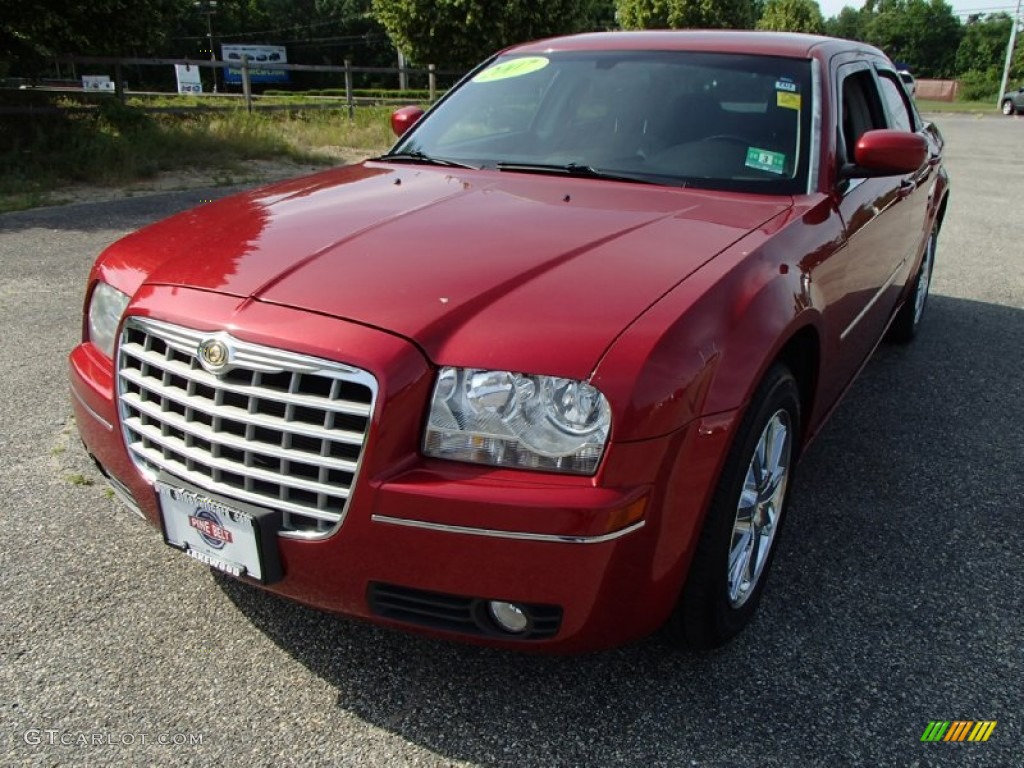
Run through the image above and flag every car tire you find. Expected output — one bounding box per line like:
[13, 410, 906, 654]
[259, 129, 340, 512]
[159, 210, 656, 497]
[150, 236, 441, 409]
[887, 224, 936, 344]
[668, 364, 801, 649]
[1002, 100, 1015, 116]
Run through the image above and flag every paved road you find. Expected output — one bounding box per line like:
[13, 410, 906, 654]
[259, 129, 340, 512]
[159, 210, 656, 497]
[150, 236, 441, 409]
[1, 115, 1021, 767]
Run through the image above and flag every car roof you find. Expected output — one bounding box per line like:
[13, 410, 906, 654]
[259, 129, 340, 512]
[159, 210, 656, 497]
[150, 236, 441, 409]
[507, 30, 884, 61]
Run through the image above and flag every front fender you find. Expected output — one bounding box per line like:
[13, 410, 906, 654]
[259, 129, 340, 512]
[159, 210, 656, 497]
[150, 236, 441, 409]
[593, 197, 839, 443]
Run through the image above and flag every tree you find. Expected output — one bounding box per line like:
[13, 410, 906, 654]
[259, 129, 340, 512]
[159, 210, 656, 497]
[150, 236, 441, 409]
[756, 0, 824, 34]
[956, 13, 1013, 76]
[370, 0, 589, 69]
[581, 0, 619, 31]
[615, 0, 758, 30]
[952, 12, 1023, 101]
[862, 0, 962, 78]
[0, 0, 187, 73]
[824, 6, 867, 41]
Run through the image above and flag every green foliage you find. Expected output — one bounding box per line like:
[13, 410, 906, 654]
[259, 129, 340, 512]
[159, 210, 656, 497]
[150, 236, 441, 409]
[2, 0, 396, 82]
[955, 14, 1012, 78]
[371, 0, 591, 69]
[956, 69, 1002, 102]
[861, 0, 962, 78]
[1, 0, 186, 69]
[824, 7, 866, 40]
[265, 87, 433, 99]
[615, 0, 758, 30]
[581, 0, 619, 30]
[756, 0, 824, 34]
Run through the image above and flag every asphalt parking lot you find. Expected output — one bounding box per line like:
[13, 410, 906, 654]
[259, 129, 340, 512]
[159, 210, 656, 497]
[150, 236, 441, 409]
[1, 114, 1021, 767]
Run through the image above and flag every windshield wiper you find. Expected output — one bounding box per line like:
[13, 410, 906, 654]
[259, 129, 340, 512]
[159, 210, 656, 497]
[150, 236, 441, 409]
[373, 150, 479, 170]
[494, 161, 668, 186]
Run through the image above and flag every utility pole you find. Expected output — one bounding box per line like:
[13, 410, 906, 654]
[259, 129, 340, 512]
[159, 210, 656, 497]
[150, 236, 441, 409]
[196, 1, 219, 94]
[398, 50, 408, 91]
[998, 0, 1022, 109]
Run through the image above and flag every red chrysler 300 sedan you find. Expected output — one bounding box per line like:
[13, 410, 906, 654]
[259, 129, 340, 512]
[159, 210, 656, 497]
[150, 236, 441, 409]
[69, 31, 949, 652]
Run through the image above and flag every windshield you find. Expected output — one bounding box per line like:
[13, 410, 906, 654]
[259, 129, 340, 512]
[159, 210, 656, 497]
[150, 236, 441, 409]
[392, 50, 813, 194]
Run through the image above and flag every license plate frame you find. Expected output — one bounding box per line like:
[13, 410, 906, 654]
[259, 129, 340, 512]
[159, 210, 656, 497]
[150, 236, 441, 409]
[155, 474, 283, 584]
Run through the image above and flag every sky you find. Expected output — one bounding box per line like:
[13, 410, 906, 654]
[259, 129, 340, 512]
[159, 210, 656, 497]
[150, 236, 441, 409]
[818, 0, 1023, 20]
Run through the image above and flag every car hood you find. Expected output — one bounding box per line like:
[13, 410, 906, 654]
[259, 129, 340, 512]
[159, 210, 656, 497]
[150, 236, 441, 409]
[104, 163, 791, 378]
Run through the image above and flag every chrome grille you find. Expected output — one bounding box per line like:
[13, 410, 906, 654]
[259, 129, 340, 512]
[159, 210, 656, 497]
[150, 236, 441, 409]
[116, 317, 377, 538]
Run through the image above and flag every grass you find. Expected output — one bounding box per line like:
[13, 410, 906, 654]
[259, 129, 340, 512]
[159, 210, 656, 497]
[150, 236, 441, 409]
[0, 96, 398, 213]
[917, 99, 1001, 114]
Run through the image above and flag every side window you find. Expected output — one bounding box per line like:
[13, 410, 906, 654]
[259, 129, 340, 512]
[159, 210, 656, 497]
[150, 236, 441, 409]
[838, 68, 886, 164]
[876, 72, 914, 132]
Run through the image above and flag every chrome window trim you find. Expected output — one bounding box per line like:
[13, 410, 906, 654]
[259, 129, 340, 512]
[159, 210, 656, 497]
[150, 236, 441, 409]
[807, 57, 823, 195]
[371, 514, 645, 544]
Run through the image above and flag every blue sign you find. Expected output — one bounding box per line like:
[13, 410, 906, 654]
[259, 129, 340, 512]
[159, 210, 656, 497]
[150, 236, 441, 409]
[220, 45, 289, 85]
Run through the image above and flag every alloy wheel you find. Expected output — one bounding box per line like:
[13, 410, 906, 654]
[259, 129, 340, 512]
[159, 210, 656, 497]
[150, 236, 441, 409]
[727, 409, 792, 608]
[913, 232, 935, 325]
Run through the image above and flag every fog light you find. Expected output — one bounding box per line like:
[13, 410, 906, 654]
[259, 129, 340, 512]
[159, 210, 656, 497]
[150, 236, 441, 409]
[488, 601, 529, 634]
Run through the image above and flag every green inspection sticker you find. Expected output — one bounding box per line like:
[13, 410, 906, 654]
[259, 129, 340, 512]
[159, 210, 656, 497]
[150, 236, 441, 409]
[745, 147, 787, 175]
[472, 56, 549, 83]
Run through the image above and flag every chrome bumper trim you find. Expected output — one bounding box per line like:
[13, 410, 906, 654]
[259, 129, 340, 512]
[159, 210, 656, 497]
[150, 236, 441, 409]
[70, 384, 113, 432]
[371, 515, 645, 544]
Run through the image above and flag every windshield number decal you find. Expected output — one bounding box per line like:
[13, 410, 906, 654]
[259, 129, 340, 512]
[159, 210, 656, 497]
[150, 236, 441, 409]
[746, 148, 787, 175]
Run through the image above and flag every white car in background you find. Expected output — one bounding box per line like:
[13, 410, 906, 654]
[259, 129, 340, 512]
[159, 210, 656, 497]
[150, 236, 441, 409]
[899, 70, 916, 97]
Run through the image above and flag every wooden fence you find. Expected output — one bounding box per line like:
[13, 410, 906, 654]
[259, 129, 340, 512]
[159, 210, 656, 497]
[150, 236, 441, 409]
[2, 56, 460, 117]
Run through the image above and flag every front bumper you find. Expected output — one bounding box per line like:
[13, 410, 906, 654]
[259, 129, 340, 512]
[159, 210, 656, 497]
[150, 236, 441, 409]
[69, 289, 736, 652]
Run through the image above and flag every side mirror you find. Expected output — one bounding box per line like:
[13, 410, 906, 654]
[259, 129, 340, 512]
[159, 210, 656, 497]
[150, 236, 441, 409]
[390, 106, 425, 138]
[842, 129, 927, 178]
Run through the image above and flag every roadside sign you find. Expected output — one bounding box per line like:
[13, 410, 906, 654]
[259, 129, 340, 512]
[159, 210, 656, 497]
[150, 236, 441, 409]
[82, 75, 114, 92]
[220, 44, 290, 85]
[174, 64, 203, 94]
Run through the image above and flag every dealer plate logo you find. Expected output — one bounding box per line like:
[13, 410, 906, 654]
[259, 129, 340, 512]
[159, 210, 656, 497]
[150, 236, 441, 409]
[188, 508, 233, 549]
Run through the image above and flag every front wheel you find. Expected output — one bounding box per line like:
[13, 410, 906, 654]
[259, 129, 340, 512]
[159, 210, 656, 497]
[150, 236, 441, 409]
[1002, 100, 1016, 116]
[668, 364, 801, 649]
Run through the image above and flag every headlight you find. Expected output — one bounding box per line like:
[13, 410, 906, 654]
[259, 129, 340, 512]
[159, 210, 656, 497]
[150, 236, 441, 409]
[424, 367, 611, 475]
[87, 281, 130, 358]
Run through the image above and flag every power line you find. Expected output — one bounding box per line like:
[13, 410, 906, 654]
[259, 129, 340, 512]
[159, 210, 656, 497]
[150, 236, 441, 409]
[170, 13, 376, 43]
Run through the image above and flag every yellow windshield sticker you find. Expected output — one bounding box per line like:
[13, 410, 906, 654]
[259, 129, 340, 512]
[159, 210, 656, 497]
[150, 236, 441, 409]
[777, 92, 801, 110]
[472, 56, 549, 83]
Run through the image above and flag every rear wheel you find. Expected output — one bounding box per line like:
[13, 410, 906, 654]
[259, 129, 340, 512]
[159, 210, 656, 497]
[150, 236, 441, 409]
[1002, 100, 1015, 116]
[669, 364, 801, 649]
[888, 224, 936, 343]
